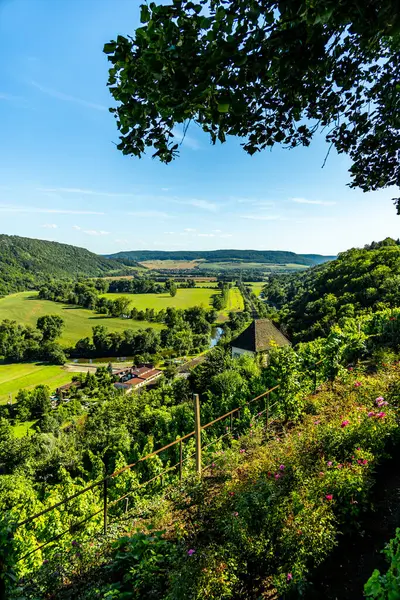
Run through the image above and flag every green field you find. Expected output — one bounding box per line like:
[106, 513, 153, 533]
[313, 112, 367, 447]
[0, 292, 163, 347]
[226, 287, 244, 312]
[201, 262, 308, 272]
[248, 282, 265, 297]
[102, 287, 216, 311]
[0, 362, 73, 405]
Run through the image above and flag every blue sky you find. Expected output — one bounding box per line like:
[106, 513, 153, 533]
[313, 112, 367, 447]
[0, 0, 398, 256]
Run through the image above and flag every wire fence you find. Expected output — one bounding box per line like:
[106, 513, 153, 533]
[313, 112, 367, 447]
[11, 359, 324, 564]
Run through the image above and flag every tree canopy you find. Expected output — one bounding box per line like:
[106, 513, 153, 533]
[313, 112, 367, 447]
[104, 0, 400, 211]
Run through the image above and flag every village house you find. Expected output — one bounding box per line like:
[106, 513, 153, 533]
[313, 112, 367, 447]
[113, 364, 163, 393]
[56, 380, 81, 400]
[231, 319, 291, 360]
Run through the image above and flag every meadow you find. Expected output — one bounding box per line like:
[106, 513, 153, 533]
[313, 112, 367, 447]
[199, 261, 308, 272]
[247, 282, 265, 296]
[0, 292, 163, 347]
[0, 362, 72, 405]
[139, 259, 202, 270]
[102, 287, 216, 311]
[225, 286, 244, 312]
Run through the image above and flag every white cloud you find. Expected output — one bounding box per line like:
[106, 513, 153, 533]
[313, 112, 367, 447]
[31, 81, 107, 111]
[212, 229, 222, 233]
[234, 197, 275, 207]
[291, 197, 336, 206]
[184, 228, 196, 232]
[115, 238, 130, 244]
[242, 214, 282, 221]
[42, 223, 57, 229]
[161, 187, 170, 191]
[164, 231, 176, 235]
[171, 127, 200, 150]
[83, 230, 110, 236]
[198, 233, 215, 237]
[129, 210, 172, 218]
[219, 233, 233, 238]
[38, 187, 133, 198]
[254, 201, 276, 208]
[0, 204, 104, 215]
[0, 92, 23, 102]
[179, 199, 218, 212]
[73, 225, 109, 235]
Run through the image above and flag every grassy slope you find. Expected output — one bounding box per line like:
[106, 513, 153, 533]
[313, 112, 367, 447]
[0, 363, 72, 404]
[102, 287, 215, 311]
[0, 292, 163, 347]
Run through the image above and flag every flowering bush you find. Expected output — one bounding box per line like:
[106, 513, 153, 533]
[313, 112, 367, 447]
[168, 368, 400, 597]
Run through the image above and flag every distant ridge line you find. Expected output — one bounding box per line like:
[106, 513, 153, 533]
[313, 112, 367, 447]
[104, 249, 336, 267]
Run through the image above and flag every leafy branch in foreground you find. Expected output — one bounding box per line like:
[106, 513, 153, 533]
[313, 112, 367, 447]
[104, 0, 400, 207]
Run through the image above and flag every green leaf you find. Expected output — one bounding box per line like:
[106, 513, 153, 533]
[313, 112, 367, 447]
[103, 42, 116, 54]
[140, 4, 151, 23]
[218, 103, 230, 113]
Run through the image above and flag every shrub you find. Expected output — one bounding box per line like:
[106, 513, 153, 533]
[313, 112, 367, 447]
[364, 528, 400, 599]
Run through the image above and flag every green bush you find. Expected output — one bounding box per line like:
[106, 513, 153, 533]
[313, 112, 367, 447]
[365, 528, 400, 599]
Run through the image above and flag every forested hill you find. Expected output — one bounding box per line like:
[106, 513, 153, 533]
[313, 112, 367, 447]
[105, 249, 335, 265]
[264, 238, 400, 341]
[0, 234, 125, 295]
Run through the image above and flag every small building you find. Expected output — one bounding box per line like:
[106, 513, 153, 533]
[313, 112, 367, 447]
[113, 365, 163, 394]
[56, 380, 81, 400]
[231, 319, 291, 359]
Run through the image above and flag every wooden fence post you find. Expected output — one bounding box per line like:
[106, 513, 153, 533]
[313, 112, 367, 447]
[103, 478, 108, 535]
[265, 393, 269, 431]
[313, 363, 317, 393]
[179, 439, 183, 482]
[193, 394, 202, 475]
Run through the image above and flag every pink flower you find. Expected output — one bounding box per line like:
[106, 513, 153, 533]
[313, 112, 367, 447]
[239, 449, 246, 454]
[341, 420, 350, 428]
[233, 511, 239, 517]
[211, 463, 216, 468]
[368, 411, 375, 417]
[376, 396, 384, 404]
[327, 461, 333, 467]
[348, 367, 354, 372]
[354, 381, 362, 387]
[362, 459, 368, 465]
[319, 471, 324, 477]
[187, 549, 195, 556]
[314, 420, 321, 425]
[337, 464, 343, 469]
[325, 494, 333, 501]
[279, 464, 285, 471]
[275, 473, 281, 480]
[229, 491, 235, 496]
[287, 573, 293, 581]
[376, 412, 386, 419]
